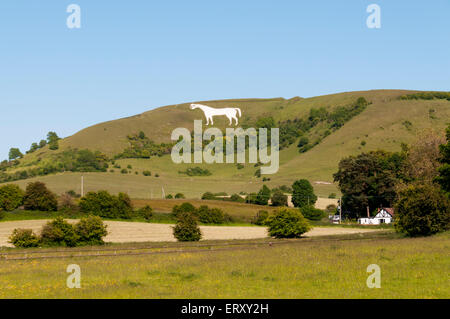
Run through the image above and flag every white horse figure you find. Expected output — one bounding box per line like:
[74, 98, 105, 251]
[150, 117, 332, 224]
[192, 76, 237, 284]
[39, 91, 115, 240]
[190, 103, 242, 126]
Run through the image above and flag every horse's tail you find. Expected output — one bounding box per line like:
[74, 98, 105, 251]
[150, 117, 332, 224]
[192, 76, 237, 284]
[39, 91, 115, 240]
[235, 108, 242, 117]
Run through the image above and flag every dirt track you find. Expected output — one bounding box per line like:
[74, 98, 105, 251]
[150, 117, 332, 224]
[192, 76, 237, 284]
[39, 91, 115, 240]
[0, 220, 382, 247]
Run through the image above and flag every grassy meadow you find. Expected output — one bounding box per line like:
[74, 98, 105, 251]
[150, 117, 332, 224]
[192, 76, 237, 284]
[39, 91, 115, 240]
[0, 231, 448, 299]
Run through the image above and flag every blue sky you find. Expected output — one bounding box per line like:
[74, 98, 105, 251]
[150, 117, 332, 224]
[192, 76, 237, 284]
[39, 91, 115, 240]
[0, 0, 449, 160]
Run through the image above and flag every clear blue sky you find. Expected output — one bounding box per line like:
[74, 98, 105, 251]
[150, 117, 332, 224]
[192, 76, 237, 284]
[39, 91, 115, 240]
[0, 0, 449, 161]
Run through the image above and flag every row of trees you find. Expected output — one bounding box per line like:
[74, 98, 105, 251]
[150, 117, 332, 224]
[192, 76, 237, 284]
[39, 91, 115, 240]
[8, 132, 61, 161]
[333, 126, 450, 236]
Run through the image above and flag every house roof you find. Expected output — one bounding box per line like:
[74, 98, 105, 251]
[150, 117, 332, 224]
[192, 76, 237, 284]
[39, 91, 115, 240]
[377, 207, 394, 216]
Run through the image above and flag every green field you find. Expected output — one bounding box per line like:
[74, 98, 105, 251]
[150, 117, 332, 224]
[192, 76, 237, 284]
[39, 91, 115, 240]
[1, 231, 448, 298]
[3, 90, 450, 198]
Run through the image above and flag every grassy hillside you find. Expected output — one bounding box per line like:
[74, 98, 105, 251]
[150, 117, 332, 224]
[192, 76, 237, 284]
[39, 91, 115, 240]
[3, 90, 450, 198]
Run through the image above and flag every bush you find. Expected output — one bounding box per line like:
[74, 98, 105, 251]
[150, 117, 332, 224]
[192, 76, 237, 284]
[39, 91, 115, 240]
[197, 206, 225, 224]
[0, 208, 4, 220]
[395, 184, 450, 237]
[252, 210, 269, 225]
[74, 215, 108, 246]
[58, 193, 79, 214]
[173, 212, 202, 242]
[79, 191, 133, 219]
[229, 194, 245, 203]
[325, 204, 337, 214]
[40, 217, 79, 247]
[255, 185, 271, 205]
[201, 192, 216, 200]
[138, 205, 153, 221]
[9, 229, 40, 248]
[143, 170, 151, 176]
[175, 193, 186, 199]
[266, 208, 311, 238]
[300, 205, 325, 221]
[23, 182, 58, 211]
[328, 193, 337, 199]
[0, 184, 24, 211]
[271, 190, 287, 206]
[172, 202, 196, 217]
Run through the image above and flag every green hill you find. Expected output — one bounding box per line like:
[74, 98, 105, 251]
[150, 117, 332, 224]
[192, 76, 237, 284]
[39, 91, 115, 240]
[3, 90, 450, 198]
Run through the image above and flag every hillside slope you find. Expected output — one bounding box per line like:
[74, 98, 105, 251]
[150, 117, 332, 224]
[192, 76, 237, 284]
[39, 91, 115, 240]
[4, 90, 450, 198]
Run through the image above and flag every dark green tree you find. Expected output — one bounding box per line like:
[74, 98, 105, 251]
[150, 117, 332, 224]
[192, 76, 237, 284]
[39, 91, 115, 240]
[255, 185, 271, 205]
[173, 212, 202, 241]
[0, 184, 25, 211]
[266, 208, 311, 238]
[23, 182, 58, 211]
[333, 151, 404, 218]
[436, 125, 450, 194]
[9, 148, 23, 161]
[271, 190, 287, 206]
[395, 184, 450, 237]
[291, 179, 317, 208]
[47, 131, 60, 150]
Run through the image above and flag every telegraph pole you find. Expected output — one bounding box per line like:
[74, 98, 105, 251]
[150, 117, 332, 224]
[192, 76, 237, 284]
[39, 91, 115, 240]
[339, 197, 342, 224]
[81, 175, 84, 197]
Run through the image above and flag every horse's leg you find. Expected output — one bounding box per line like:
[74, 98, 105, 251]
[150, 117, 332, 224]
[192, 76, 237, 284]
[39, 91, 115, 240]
[210, 116, 214, 125]
[227, 115, 232, 126]
[234, 116, 238, 126]
[205, 116, 209, 125]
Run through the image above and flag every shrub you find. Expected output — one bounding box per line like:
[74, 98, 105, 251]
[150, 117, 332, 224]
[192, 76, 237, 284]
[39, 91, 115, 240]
[40, 217, 79, 247]
[74, 215, 108, 246]
[229, 194, 245, 203]
[266, 208, 311, 238]
[178, 167, 212, 176]
[166, 194, 173, 199]
[173, 212, 202, 242]
[58, 193, 79, 214]
[172, 202, 196, 217]
[121, 169, 128, 174]
[271, 190, 287, 206]
[9, 229, 40, 248]
[138, 205, 153, 221]
[127, 165, 132, 169]
[143, 170, 151, 176]
[175, 193, 186, 199]
[79, 191, 133, 219]
[328, 193, 336, 199]
[300, 205, 325, 221]
[252, 210, 269, 225]
[0, 184, 24, 211]
[197, 206, 225, 224]
[155, 173, 159, 177]
[23, 182, 58, 211]
[201, 192, 216, 200]
[255, 185, 271, 205]
[395, 184, 450, 237]
[325, 204, 337, 214]
[0, 208, 4, 220]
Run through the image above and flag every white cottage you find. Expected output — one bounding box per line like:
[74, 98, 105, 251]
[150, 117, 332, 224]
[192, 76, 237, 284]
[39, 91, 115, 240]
[358, 208, 394, 225]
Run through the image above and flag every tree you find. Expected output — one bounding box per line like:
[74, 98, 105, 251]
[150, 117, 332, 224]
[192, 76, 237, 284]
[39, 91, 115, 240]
[436, 125, 450, 194]
[395, 184, 450, 237]
[271, 190, 287, 206]
[255, 185, 271, 205]
[173, 212, 202, 241]
[79, 190, 133, 219]
[0, 184, 25, 211]
[47, 131, 60, 150]
[266, 208, 311, 238]
[40, 217, 79, 247]
[405, 129, 446, 183]
[23, 182, 58, 211]
[300, 205, 325, 221]
[9, 148, 23, 161]
[291, 179, 317, 208]
[333, 151, 402, 218]
[74, 215, 108, 246]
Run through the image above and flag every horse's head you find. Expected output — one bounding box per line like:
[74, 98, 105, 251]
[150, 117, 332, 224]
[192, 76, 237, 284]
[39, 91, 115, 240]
[190, 104, 198, 110]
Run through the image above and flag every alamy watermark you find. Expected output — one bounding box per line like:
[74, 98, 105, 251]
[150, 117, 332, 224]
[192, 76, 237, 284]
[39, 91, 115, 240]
[171, 104, 279, 175]
[67, 264, 81, 288]
[67, 4, 81, 29]
[366, 264, 381, 288]
[366, 4, 381, 29]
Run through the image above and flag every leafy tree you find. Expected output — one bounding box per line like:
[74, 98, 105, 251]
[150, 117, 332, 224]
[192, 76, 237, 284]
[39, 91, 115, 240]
[201, 192, 216, 200]
[0, 184, 25, 211]
[271, 190, 287, 206]
[436, 125, 450, 194]
[79, 191, 133, 219]
[138, 205, 153, 221]
[255, 185, 271, 205]
[23, 182, 58, 211]
[47, 132, 60, 150]
[175, 193, 186, 199]
[291, 179, 317, 208]
[333, 151, 403, 218]
[172, 202, 196, 217]
[266, 208, 311, 238]
[395, 184, 450, 237]
[39, 140, 47, 148]
[196, 206, 226, 224]
[9, 148, 23, 161]
[173, 212, 202, 241]
[251, 210, 269, 225]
